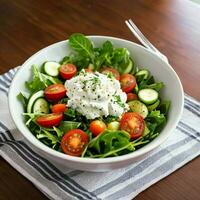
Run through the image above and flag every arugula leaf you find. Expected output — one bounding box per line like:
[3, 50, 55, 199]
[102, 41, 113, 53]
[69, 33, 95, 62]
[158, 100, 171, 116]
[59, 121, 81, 133]
[26, 65, 61, 93]
[94, 41, 114, 70]
[64, 108, 77, 118]
[146, 110, 166, 132]
[53, 126, 63, 138]
[103, 115, 119, 124]
[140, 82, 164, 92]
[84, 130, 134, 158]
[60, 56, 71, 65]
[36, 129, 59, 144]
[17, 92, 28, 110]
[112, 48, 130, 74]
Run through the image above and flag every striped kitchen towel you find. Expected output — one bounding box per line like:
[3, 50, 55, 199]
[0, 67, 200, 200]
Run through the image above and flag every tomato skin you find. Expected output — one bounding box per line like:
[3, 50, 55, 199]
[44, 84, 66, 102]
[89, 120, 106, 136]
[127, 93, 138, 101]
[120, 74, 137, 93]
[61, 129, 89, 156]
[36, 113, 63, 128]
[51, 104, 66, 113]
[101, 67, 120, 80]
[59, 64, 77, 80]
[120, 112, 144, 139]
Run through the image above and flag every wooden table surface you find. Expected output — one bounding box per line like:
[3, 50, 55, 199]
[0, 0, 200, 199]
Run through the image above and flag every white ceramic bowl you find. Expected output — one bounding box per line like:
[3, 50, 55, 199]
[8, 36, 184, 172]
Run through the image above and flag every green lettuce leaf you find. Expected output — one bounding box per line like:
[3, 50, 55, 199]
[26, 65, 61, 93]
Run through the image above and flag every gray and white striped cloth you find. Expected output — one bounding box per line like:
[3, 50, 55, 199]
[0, 68, 200, 200]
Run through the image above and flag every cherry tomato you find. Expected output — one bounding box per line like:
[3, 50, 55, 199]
[89, 120, 106, 136]
[101, 67, 120, 80]
[44, 84, 66, 102]
[120, 112, 144, 139]
[127, 93, 138, 101]
[59, 63, 77, 80]
[36, 113, 63, 128]
[61, 129, 89, 156]
[51, 103, 66, 113]
[120, 74, 136, 93]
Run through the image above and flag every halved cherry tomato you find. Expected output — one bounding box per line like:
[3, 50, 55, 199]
[59, 63, 77, 80]
[89, 120, 106, 136]
[44, 84, 66, 102]
[36, 113, 63, 128]
[51, 103, 66, 113]
[127, 93, 138, 101]
[120, 74, 136, 93]
[101, 67, 120, 80]
[120, 112, 144, 139]
[61, 129, 89, 156]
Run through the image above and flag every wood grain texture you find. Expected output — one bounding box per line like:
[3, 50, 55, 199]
[0, 0, 200, 200]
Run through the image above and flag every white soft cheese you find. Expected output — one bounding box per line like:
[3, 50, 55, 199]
[65, 70, 129, 119]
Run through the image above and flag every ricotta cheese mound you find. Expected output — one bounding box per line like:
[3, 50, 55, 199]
[65, 70, 129, 119]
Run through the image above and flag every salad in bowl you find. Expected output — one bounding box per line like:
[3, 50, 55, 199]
[17, 33, 170, 159]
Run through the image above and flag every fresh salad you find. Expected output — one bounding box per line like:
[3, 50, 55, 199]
[18, 33, 170, 158]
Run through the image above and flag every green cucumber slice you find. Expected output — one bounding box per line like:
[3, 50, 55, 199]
[32, 98, 49, 114]
[138, 88, 158, 105]
[44, 61, 60, 77]
[147, 99, 160, 111]
[128, 100, 148, 118]
[27, 90, 44, 113]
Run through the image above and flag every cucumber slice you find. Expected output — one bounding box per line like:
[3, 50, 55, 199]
[44, 61, 60, 77]
[135, 69, 149, 82]
[128, 100, 148, 118]
[33, 98, 49, 114]
[147, 99, 160, 111]
[27, 90, 44, 113]
[138, 88, 158, 105]
[122, 59, 133, 74]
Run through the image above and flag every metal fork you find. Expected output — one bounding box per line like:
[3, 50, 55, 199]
[125, 19, 168, 63]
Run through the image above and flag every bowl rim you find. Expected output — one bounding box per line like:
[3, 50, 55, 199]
[8, 35, 184, 164]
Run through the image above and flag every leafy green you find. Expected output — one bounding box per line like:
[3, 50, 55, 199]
[103, 115, 119, 124]
[142, 82, 164, 92]
[146, 110, 166, 133]
[83, 130, 135, 158]
[53, 126, 63, 138]
[112, 48, 130, 74]
[36, 129, 59, 149]
[59, 121, 81, 133]
[26, 65, 61, 93]
[68, 34, 133, 73]
[64, 108, 77, 118]
[60, 56, 71, 65]
[69, 33, 95, 63]
[17, 93, 28, 110]
[159, 100, 171, 116]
